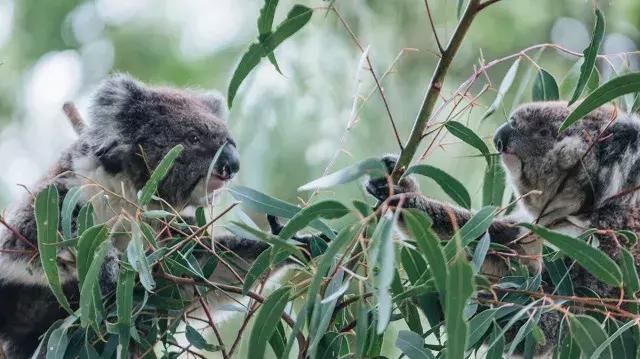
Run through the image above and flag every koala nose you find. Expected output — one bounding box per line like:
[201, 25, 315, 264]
[217, 143, 240, 179]
[493, 123, 514, 153]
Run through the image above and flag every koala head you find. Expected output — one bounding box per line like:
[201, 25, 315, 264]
[83, 74, 239, 207]
[493, 101, 640, 222]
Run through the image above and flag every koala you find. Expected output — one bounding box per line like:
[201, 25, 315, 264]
[0, 75, 302, 358]
[367, 101, 640, 355]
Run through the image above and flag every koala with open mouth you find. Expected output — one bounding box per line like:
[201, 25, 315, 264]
[367, 101, 640, 355]
[0, 75, 300, 358]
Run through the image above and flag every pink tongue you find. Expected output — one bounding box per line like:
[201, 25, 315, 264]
[501, 153, 519, 169]
[207, 176, 226, 192]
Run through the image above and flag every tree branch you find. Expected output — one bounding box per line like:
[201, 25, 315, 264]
[424, 0, 444, 54]
[391, 0, 486, 182]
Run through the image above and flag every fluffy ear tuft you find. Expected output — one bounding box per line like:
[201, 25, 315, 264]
[90, 73, 145, 127]
[199, 91, 228, 120]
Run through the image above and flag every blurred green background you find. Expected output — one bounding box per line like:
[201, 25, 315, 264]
[0, 0, 638, 356]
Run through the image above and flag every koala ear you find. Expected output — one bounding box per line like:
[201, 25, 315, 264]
[95, 140, 132, 174]
[90, 73, 146, 127]
[198, 91, 228, 120]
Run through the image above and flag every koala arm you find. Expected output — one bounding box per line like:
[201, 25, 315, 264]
[366, 156, 523, 245]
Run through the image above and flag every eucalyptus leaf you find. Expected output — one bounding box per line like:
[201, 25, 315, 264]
[35, 185, 72, 313]
[404, 164, 471, 209]
[248, 287, 290, 359]
[532, 68, 559, 101]
[138, 144, 183, 206]
[482, 58, 521, 121]
[298, 158, 386, 191]
[560, 73, 640, 132]
[569, 8, 605, 105]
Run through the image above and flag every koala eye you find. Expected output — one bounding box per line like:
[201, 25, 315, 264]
[538, 129, 550, 137]
[508, 117, 517, 128]
[188, 135, 200, 145]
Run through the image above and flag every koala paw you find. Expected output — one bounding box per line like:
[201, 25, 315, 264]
[365, 154, 418, 201]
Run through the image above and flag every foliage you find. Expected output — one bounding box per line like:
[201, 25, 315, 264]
[19, 1, 640, 358]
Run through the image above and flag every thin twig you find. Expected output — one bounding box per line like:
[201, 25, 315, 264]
[158, 272, 308, 358]
[391, 0, 485, 182]
[331, 6, 403, 151]
[62, 102, 87, 135]
[424, 0, 444, 54]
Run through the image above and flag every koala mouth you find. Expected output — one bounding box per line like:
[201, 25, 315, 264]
[206, 172, 234, 193]
[500, 152, 521, 172]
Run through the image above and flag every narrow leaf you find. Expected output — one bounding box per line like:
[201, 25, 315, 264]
[532, 69, 559, 101]
[444, 206, 497, 260]
[524, 224, 622, 286]
[404, 164, 471, 209]
[61, 187, 82, 240]
[396, 330, 434, 359]
[482, 156, 505, 206]
[228, 5, 312, 107]
[79, 240, 111, 329]
[249, 287, 291, 359]
[445, 121, 491, 162]
[404, 211, 448, 293]
[298, 158, 386, 191]
[569, 8, 605, 105]
[278, 200, 348, 240]
[229, 185, 335, 238]
[568, 315, 613, 359]
[127, 222, 155, 292]
[483, 58, 521, 120]
[138, 144, 184, 206]
[620, 247, 640, 294]
[446, 250, 474, 359]
[560, 73, 640, 132]
[116, 266, 136, 359]
[35, 185, 72, 313]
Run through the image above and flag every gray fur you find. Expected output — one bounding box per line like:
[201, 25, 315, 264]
[367, 101, 640, 355]
[0, 75, 266, 358]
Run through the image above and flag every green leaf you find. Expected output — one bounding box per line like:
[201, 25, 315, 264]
[185, 325, 218, 351]
[228, 5, 312, 107]
[591, 319, 637, 359]
[76, 203, 94, 235]
[368, 213, 395, 333]
[467, 308, 499, 349]
[506, 309, 541, 356]
[404, 164, 471, 209]
[61, 187, 82, 240]
[404, 211, 448, 293]
[482, 58, 521, 120]
[445, 250, 474, 359]
[560, 73, 640, 132]
[258, 0, 279, 36]
[485, 324, 505, 359]
[482, 156, 505, 206]
[308, 270, 346, 357]
[354, 299, 369, 359]
[35, 185, 72, 313]
[278, 200, 348, 240]
[566, 62, 601, 102]
[243, 248, 285, 294]
[76, 225, 110, 287]
[79, 239, 111, 329]
[569, 8, 605, 105]
[127, 222, 155, 292]
[532, 68, 559, 101]
[544, 248, 574, 296]
[229, 185, 335, 238]
[46, 321, 72, 359]
[568, 315, 613, 359]
[620, 247, 640, 294]
[401, 246, 428, 284]
[396, 330, 435, 359]
[445, 121, 491, 162]
[443, 206, 497, 260]
[298, 158, 386, 191]
[249, 287, 291, 359]
[471, 232, 490, 273]
[268, 322, 287, 359]
[524, 224, 622, 286]
[116, 266, 136, 358]
[138, 144, 184, 206]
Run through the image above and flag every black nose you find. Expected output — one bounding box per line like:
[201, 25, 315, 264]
[217, 143, 240, 179]
[493, 123, 514, 153]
